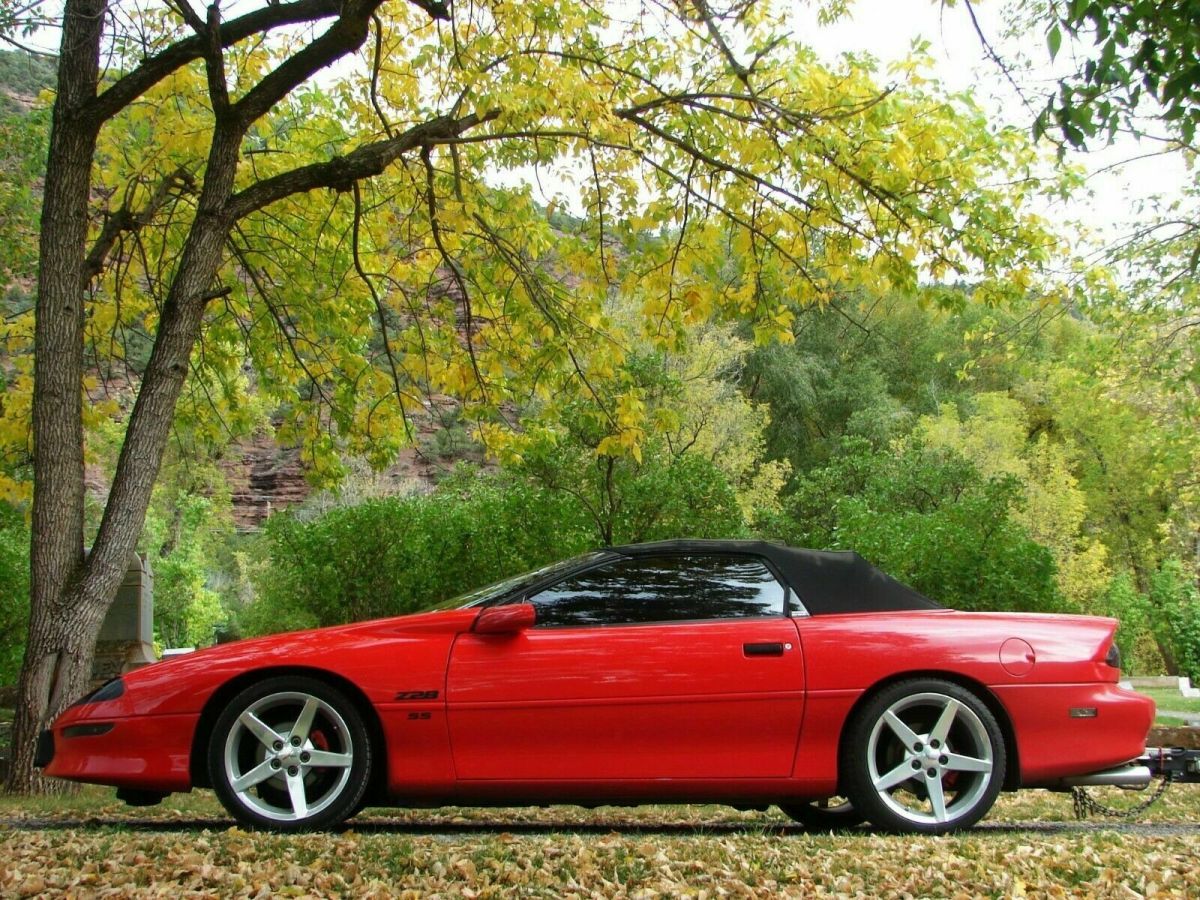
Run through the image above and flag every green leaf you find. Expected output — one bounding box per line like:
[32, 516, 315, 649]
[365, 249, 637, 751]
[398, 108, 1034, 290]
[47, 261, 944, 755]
[1048, 24, 1063, 60]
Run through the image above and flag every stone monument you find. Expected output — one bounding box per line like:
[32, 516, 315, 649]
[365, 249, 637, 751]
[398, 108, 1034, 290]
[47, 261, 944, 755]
[92, 553, 156, 683]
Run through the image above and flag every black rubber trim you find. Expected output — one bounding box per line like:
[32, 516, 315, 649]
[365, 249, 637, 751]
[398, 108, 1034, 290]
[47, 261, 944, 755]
[63, 722, 116, 738]
[34, 729, 54, 768]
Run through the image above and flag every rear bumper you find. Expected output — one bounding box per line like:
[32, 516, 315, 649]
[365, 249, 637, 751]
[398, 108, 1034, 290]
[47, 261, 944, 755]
[992, 682, 1156, 786]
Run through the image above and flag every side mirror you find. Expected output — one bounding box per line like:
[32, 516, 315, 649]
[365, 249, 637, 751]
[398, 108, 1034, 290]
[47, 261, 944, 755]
[473, 603, 536, 635]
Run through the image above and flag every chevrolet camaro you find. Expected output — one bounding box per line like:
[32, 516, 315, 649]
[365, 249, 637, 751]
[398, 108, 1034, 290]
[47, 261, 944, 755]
[38, 539, 1156, 833]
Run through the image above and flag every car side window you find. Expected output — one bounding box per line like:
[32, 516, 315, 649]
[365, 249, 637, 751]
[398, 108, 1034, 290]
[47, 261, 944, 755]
[528, 554, 786, 628]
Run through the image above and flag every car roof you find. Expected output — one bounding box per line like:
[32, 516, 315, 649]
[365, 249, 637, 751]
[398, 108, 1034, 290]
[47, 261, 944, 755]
[608, 539, 942, 615]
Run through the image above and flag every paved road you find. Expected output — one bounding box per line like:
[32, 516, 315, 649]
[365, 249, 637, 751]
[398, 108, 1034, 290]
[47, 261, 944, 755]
[1158, 709, 1200, 724]
[2, 816, 1199, 837]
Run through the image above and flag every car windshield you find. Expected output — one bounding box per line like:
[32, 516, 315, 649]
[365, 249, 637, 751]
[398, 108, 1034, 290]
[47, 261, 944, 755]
[426, 552, 611, 610]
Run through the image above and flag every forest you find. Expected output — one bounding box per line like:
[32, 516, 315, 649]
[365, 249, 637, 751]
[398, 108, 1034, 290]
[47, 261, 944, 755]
[0, 0, 1197, 792]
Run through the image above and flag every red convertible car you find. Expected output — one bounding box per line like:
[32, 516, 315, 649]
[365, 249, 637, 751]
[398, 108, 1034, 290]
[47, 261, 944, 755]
[39, 540, 1155, 833]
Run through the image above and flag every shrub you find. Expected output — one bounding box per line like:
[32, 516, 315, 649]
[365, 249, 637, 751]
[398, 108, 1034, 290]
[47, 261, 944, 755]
[1149, 559, 1200, 682]
[243, 470, 594, 634]
[0, 503, 29, 685]
[768, 438, 1062, 613]
[517, 439, 747, 547]
[1097, 573, 1166, 675]
[140, 485, 237, 649]
[244, 454, 748, 635]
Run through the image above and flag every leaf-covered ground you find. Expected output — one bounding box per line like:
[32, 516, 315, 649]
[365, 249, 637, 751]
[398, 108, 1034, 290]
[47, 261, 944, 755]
[2, 788, 1199, 897]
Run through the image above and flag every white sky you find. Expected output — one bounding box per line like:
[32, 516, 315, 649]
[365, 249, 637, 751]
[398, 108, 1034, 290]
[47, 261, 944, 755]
[791, 0, 1190, 250]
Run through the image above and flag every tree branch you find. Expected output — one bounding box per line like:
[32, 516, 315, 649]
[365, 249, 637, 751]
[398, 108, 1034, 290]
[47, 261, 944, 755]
[230, 0, 387, 129]
[689, 0, 750, 85]
[165, 0, 207, 37]
[86, 0, 342, 127]
[225, 0, 448, 132]
[225, 110, 499, 220]
[351, 180, 416, 440]
[202, 2, 232, 118]
[407, 0, 450, 21]
[80, 166, 196, 285]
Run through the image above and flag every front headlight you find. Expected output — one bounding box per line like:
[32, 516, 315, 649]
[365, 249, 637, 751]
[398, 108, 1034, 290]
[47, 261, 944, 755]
[70, 677, 125, 707]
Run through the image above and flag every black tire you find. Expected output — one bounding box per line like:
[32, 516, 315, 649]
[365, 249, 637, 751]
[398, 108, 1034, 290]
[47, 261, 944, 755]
[208, 675, 372, 831]
[840, 678, 1005, 834]
[778, 797, 865, 830]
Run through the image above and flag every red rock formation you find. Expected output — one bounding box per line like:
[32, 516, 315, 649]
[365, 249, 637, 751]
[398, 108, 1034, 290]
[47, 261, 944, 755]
[222, 435, 310, 531]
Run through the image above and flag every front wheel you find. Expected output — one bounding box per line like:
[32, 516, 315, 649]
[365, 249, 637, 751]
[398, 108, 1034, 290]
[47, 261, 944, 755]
[208, 675, 372, 830]
[841, 679, 1005, 834]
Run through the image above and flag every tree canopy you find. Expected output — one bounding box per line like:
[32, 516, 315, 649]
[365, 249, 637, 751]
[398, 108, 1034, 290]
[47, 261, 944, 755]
[1037, 0, 1200, 146]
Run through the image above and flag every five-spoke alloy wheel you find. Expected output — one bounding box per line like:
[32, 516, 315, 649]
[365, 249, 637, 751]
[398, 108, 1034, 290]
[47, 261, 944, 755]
[208, 676, 371, 830]
[842, 679, 1005, 834]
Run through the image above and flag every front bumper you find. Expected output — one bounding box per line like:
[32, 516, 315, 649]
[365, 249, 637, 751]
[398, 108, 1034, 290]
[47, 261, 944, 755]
[40, 713, 197, 792]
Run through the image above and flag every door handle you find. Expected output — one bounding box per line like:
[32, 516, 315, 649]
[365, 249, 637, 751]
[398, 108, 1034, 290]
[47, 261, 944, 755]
[743, 642, 786, 657]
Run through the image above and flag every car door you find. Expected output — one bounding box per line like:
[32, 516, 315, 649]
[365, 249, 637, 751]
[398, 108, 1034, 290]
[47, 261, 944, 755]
[446, 553, 805, 781]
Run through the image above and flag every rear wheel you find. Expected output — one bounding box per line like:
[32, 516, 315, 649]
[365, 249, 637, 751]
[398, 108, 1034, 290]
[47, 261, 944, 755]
[841, 679, 1005, 834]
[208, 676, 371, 831]
[778, 797, 864, 830]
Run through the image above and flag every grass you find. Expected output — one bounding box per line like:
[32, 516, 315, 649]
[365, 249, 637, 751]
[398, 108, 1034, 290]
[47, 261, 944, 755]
[1, 787, 1198, 897]
[1143, 687, 1200, 724]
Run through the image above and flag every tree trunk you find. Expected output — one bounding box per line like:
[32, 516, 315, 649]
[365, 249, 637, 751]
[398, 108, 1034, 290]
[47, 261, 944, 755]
[5, 0, 106, 795]
[6, 0, 424, 794]
[6, 589, 109, 793]
[5, 191, 239, 797]
[4, 0, 240, 793]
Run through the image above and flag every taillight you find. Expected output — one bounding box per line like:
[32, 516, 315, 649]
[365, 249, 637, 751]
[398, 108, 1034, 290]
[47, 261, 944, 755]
[1104, 642, 1121, 670]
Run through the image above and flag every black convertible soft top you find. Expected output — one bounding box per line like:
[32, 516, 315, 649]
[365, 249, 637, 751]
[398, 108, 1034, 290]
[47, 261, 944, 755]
[610, 539, 942, 615]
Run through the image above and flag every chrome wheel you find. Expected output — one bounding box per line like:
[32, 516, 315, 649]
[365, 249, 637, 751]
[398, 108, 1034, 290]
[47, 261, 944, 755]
[209, 676, 371, 830]
[843, 679, 1005, 833]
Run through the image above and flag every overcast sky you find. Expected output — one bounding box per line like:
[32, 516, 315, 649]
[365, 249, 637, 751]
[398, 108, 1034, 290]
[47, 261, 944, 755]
[792, 0, 1189, 250]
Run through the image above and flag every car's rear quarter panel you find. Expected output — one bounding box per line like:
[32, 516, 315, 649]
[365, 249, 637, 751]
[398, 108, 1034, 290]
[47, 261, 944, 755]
[794, 610, 1153, 788]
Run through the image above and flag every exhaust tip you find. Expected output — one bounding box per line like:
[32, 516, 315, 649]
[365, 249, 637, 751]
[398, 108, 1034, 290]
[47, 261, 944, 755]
[1059, 764, 1152, 789]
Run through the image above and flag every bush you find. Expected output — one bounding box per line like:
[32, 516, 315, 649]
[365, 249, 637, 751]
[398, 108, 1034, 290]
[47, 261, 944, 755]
[1149, 559, 1200, 682]
[517, 439, 747, 547]
[767, 438, 1062, 613]
[244, 454, 748, 635]
[243, 470, 595, 634]
[0, 503, 29, 685]
[1097, 574, 1166, 675]
[608, 451, 746, 543]
[140, 482, 237, 649]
